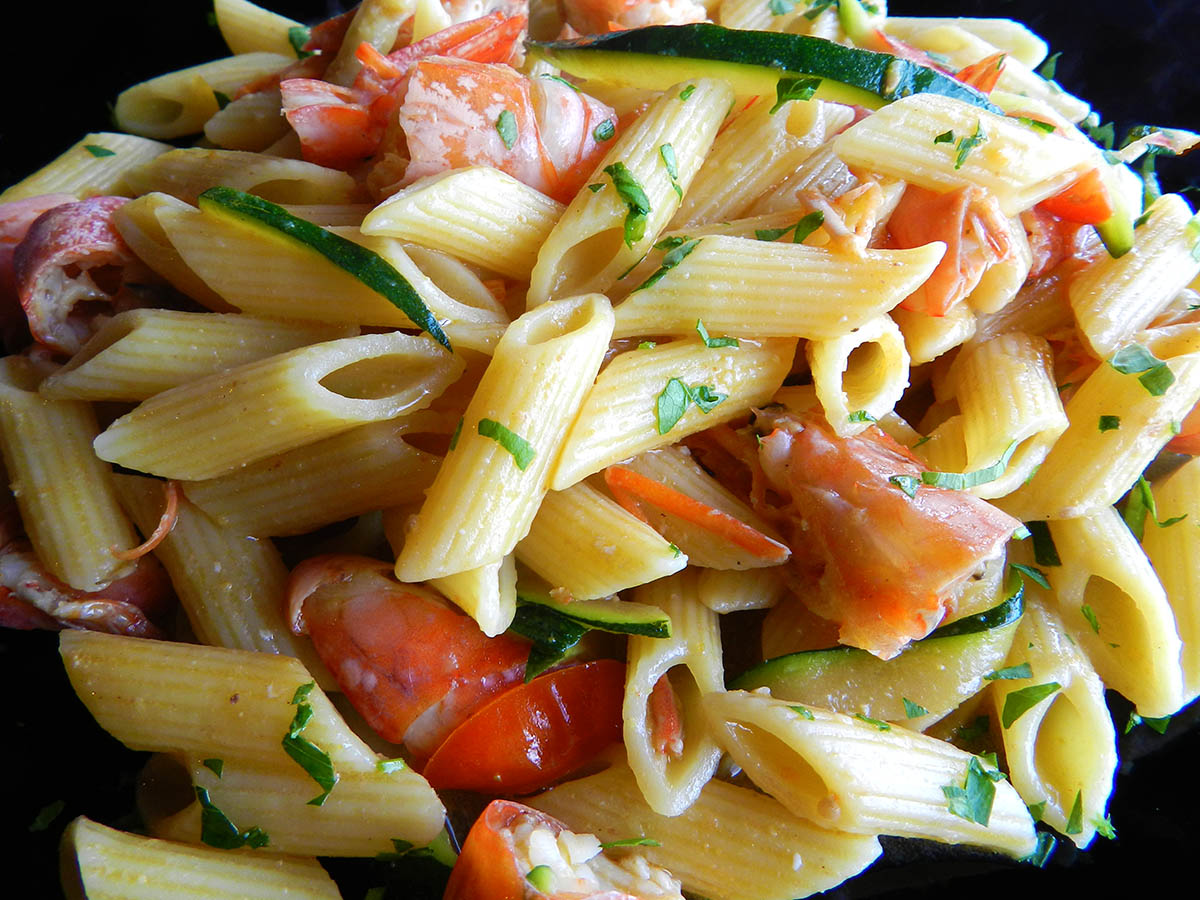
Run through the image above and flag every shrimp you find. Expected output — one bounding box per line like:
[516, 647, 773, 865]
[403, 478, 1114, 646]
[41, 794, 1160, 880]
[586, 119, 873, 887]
[755, 412, 1020, 660]
[560, 0, 707, 35]
[885, 183, 1014, 317]
[13, 196, 158, 355]
[280, 12, 528, 171]
[286, 554, 530, 762]
[396, 56, 617, 202]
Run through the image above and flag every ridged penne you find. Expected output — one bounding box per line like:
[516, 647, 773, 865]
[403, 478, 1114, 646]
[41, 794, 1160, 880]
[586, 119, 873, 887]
[623, 571, 724, 816]
[702, 690, 1038, 857]
[528, 78, 733, 306]
[214, 0, 304, 56]
[396, 295, 614, 591]
[361, 167, 564, 280]
[39, 309, 354, 401]
[695, 565, 787, 613]
[203, 89, 294, 152]
[610, 237, 945, 340]
[550, 337, 795, 490]
[94, 331, 461, 480]
[808, 314, 910, 437]
[892, 301, 978, 365]
[0, 132, 172, 203]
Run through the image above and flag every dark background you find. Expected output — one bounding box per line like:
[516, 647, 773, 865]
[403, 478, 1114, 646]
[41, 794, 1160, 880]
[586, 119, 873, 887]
[3, 1, 1199, 896]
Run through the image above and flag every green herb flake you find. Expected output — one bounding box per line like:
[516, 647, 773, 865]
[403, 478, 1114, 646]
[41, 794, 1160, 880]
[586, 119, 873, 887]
[540, 73, 580, 92]
[768, 0, 797, 13]
[1108, 343, 1175, 396]
[755, 210, 824, 244]
[888, 474, 921, 498]
[1065, 790, 1084, 835]
[287, 25, 313, 59]
[933, 130, 955, 144]
[660, 143, 679, 180]
[291, 681, 315, 704]
[448, 417, 463, 451]
[1001, 681, 1061, 728]
[600, 837, 662, 848]
[769, 75, 822, 114]
[1026, 521, 1061, 566]
[478, 418, 536, 470]
[1134, 209, 1154, 229]
[587, 182, 604, 193]
[803, 0, 836, 20]
[495, 109, 518, 150]
[854, 713, 891, 731]
[603, 162, 651, 248]
[1098, 415, 1121, 432]
[902, 697, 929, 718]
[213, 90, 231, 110]
[526, 865, 554, 893]
[283, 682, 338, 805]
[654, 236, 688, 251]
[1092, 814, 1117, 840]
[669, 543, 683, 558]
[28, 800, 65, 833]
[377, 758, 408, 774]
[1021, 832, 1058, 868]
[83, 144, 116, 158]
[196, 786, 270, 849]
[922, 441, 1017, 491]
[847, 410, 876, 423]
[679, 84, 696, 101]
[593, 119, 616, 142]
[202, 758, 224, 777]
[638, 340, 657, 349]
[942, 756, 1003, 826]
[1026, 799, 1047, 822]
[985, 662, 1033, 681]
[633, 238, 701, 292]
[1125, 711, 1171, 734]
[1080, 603, 1100, 633]
[696, 317, 738, 348]
[1037, 51, 1062, 81]
[1009, 563, 1050, 590]
[656, 378, 691, 434]
[789, 704, 816, 720]
[1015, 116, 1056, 134]
[953, 121, 987, 169]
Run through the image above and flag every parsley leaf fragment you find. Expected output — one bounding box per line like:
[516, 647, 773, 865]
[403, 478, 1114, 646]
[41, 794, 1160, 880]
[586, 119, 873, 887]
[1001, 682, 1061, 728]
[943, 756, 1004, 826]
[495, 109, 518, 150]
[600, 837, 662, 848]
[196, 786, 269, 849]
[478, 418, 536, 470]
[603, 162, 652, 247]
[696, 317, 738, 348]
[953, 122, 987, 169]
[633, 238, 701, 292]
[902, 697, 929, 718]
[83, 144, 116, 157]
[593, 119, 615, 142]
[282, 682, 338, 806]
[770, 75, 822, 114]
[1108, 344, 1175, 396]
[985, 662, 1033, 681]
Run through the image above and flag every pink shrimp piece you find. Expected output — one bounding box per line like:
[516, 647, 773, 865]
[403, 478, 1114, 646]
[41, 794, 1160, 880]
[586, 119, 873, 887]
[280, 12, 528, 171]
[0, 193, 76, 349]
[885, 184, 1013, 317]
[398, 57, 616, 202]
[561, 0, 707, 34]
[757, 413, 1020, 660]
[13, 196, 156, 355]
[287, 554, 530, 762]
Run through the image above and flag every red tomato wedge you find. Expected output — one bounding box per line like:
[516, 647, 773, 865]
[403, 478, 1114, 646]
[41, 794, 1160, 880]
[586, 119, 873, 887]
[288, 554, 529, 761]
[757, 415, 1020, 660]
[444, 799, 683, 900]
[1037, 167, 1115, 225]
[603, 465, 790, 564]
[422, 659, 625, 795]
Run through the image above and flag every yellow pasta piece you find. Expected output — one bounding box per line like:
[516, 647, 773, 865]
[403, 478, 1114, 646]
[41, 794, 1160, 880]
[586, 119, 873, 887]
[0, 132, 172, 203]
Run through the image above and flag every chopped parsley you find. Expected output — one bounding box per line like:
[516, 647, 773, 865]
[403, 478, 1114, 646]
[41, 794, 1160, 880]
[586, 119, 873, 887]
[1001, 682, 1061, 728]
[587, 182, 604, 193]
[448, 417, 463, 451]
[1080, 603, 1101, 633]
[984, 662, 1033, 681]
[1010, 563, 1050, 589]
[660, 143, 683, 200]
[1098, 415, 1121, 432]
[1092, 813, 1117, 839]
[287, 25, 313, 59]
[196, 786, 270, 849]
[478, 418, 536, 471]
[1065, 790, 1084, 835]
[1125, 711, 1171, 734]
[789, 704, 816, 719]
[933, 130, 955, 144]
[942, 756, 1004, 826]
[638, 340, 657, 349]
[921, 440, 1017, 491]
[603, 162, 652, 247]
[1122, 475, 1186, 540]
[770, 75, 822, 114]
[540, 73, 580, 92]
[377, 758, 408, 774]
[283, 682, 338, 806]
[593, 119, 615, 142]
[755, 210, 825, 244]
[696, 317, 738, 348]
[690, 384, 726, 412]
[655, 378, 726, 433]
[902, 697, 929, 718]
[633, 238, 701, 292]
[83, 144, 116, 157]
[600, 837, 662, 848]
[1026, 799, 1047, 822]
[847, 410, 876, 423]
[1108, 343, 1175, 396]
[202, 758, 224, 777]
[953, 121, 988, 169]
[679, 84, 696, 101]
[1014, 116, 1056, 134]
[804, 0, 837, 19]
[213, 90, 231, 110]
[1026, 521, 1061, 566]
[854, 713, 890, 731]
[888, 474, 921, 498]
[1037, 51, 1062, 81]
[495, 109, 518, 150]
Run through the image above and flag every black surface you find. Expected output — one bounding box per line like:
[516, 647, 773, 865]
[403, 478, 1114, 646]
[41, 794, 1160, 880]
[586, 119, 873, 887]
[4, 1, 1200, 897]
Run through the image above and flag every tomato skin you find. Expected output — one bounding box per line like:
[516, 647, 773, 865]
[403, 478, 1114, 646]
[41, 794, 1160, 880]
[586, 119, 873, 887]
[1038, 168, 1114, 225]
[423, 659, 626, 795]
